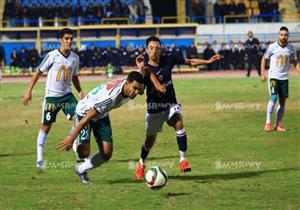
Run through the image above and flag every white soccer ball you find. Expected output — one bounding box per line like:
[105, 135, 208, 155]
[145, 166, 168, 189]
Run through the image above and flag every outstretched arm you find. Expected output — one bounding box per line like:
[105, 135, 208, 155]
[23, 70, 43, 105]
[136, 54, 166, 94]
[58, 108, 98, 151]
[72, 75, 84, 99]
[185, 54, 221, 66]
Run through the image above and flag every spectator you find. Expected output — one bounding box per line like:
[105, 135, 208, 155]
[212, 40, 221, 54]
[28, 46, 39, 72]
[245, 31, 261, 77]
[203, 43, 216, 70]
[214, 0, 223, 23]
[226, 0, 237, 23]
[121, 2, 130, 17]
[237, 41, 246, 70]
[85, 2, 97, 24]
[270, 0, 280, 22]
[187, 44, 198, 59]
[105, 62, 115, 78]
[0, 46, 5, 77]
[259, 0, 272, 22]
[19, 47, 29, 73]
[128, 2, 139, 23]
[206, 0, 215, 24]
[236, 0, 246, 22]
[136, 0, 146, 23]
[191, 0, 206, 24]
[74, 1, 84, 25]
[228, 42, 236, 69]
[10, 49, 19, 74]
[218, 43, 230, 69]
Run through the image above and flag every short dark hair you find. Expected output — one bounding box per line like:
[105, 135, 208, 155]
[126, 71, 144, 84]
[59, 28, 73, 38]
[146, 36, 161, 47]
[279, 26, 289, 33]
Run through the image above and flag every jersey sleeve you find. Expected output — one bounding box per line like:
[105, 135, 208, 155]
[38, 53, 52, 72]
[264, 45, 273, 59]
[93, 97, 113, 113]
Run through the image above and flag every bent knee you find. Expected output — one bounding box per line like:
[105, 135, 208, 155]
[102, 152, 112, 161]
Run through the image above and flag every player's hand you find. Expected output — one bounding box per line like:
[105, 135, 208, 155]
[136, 54, 145, 69]
[23, 90, 32, 105]
[79, 90, 84, 99]
[208, 54, 221, 64]
[261, 72, 267, 82]
[156, 84, 167, 94]
[57, 137, 73, 151]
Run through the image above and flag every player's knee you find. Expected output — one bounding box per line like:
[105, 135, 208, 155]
[78, 152, 89, 159]
[270, 95, 278, 102]
[77, 144, 90, 158]
[102, 152, 112, 161]
[279, 98, 286, 106]
[41, 124, 51, 133]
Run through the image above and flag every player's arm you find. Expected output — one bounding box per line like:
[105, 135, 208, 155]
[136, 54, 166, 94]
[72, 75, 84, 99]
[291, 57, 300, 73]
[23, 70, 43, 105]
[58, 108, 98, 151]
[261, 56, 268, 82]
[185, 54, 221, 66]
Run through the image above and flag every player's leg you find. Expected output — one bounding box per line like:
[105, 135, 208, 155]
[255, 56, 261, 76]
[264, 79, 278, 132]
[246, 56, 252, 77]
[135, 112, 166, 180]
[72, 115, 91, 162]
[61, 93, 78, 121]
[135, 134, 157, 180]
[36, 123, 52, 168]
[76, 116, 113, 184]
[167, 109, 191, 173]
[275, 80, 288, 131]
[36, 98, 60, 168]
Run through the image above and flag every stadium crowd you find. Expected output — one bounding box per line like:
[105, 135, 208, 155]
[3, 0, 146, 26]
[191, 0, 280, 23]
[1, 39, 269, 74]
[3, 0, 281, 27]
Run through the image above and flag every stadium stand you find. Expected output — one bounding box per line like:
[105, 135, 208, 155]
[0, 0, 299, 75]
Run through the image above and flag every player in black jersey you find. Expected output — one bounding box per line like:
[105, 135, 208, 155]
[135, 36, 220, 179]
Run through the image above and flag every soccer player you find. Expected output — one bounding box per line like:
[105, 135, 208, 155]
[135, 36, 221, 180]
[261, 26, 300, 132]
[23, 28, 84, 168]
[58, 71, 145, 184]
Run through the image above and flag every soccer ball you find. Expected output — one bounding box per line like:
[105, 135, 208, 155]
[145, 166, 168, 189]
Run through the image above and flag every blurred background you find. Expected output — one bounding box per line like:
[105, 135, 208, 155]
[0, 0, 299, 75]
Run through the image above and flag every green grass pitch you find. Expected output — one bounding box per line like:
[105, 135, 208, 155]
[0, 76, 299, 209]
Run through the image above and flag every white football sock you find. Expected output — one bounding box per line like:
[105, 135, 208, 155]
[179, 151, 186, 162]
[266, 99, 276, 123]
[78, 151, 106, 174]
[37, 129, 48, 162]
